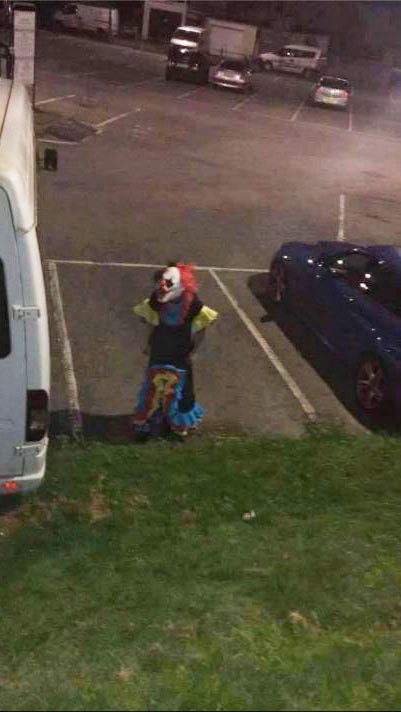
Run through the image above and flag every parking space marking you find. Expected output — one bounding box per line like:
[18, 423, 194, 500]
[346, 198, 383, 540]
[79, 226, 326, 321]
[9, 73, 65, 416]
[209, 269, 316, 421]
[178, 86, 204, 99]
[348, 105, 353, 132]
[47, 261, 82, 437]
[290, 99, 305, 122]
[337, 194, 346, 241]
[93, 111, 133, 128]
[36, 93, 76, 105]
[232, 93, 255, 111]
[51, 259, 267, 273]
[38, 138, 79, 146]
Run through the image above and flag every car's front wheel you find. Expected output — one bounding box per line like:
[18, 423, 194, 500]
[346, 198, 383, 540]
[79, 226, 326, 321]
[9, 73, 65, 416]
[269, 259, 288, 304]
[355, 356, 391, 414]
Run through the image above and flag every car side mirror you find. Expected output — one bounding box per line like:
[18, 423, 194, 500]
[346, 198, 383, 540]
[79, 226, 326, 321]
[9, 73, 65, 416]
[43, 148, 58, 171]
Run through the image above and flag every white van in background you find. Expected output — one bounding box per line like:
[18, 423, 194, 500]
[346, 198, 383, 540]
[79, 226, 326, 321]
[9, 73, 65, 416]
[0, 79, 53, 495]
[52, 2, 119, 38]
[258, 44, 326, 78]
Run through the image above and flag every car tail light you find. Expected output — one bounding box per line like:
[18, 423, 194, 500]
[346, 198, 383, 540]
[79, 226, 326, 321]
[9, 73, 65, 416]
[26, 390, 49, 442]
[1, 480, 20, 494]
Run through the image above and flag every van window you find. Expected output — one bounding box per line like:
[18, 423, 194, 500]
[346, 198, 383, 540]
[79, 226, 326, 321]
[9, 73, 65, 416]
[301, 49, 318, 58]
[0, 260, 10, 358]
[173, 29, 201, 42]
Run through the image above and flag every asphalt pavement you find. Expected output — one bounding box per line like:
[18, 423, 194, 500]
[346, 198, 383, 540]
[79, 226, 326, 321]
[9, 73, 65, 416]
[36, 30, 401, 440]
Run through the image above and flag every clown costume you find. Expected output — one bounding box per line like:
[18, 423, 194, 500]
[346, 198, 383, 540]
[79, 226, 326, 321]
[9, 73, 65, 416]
[132, 263, 218, 437]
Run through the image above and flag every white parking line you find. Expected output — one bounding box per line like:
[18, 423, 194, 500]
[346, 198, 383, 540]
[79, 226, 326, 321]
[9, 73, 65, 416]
[337, 194, 346, 241]
[348, 104, 353, 132]
[50, 259, 267, 273]
[37, 138, 79, 146]
[178, 87, 204, 99]
[291, 99, 305, 122]
[36, 93, 76, 105]
[93, 112, 133, 129]
[210, 269, 316, 421]
[47, 261, 82, 437]
[232, 93, 254, 111]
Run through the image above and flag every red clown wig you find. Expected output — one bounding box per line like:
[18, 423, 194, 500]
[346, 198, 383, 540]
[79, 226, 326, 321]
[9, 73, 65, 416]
[176, 263, 198, 294]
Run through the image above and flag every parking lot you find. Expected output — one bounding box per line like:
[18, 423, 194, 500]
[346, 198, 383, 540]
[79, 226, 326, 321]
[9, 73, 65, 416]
[36, 30, 401, 439]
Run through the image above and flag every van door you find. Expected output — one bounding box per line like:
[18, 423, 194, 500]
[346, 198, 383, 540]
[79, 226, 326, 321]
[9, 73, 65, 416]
[0, 188, 27, 477]
[279, 47, 297, 72]
[298, 48, 318, 75]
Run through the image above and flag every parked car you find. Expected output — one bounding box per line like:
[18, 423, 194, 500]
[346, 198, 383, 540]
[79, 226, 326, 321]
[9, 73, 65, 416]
[52, 2, 119, 37]
[258, 44, 326, 78]
[165, 49, 210, 84]
[211, 57, 253, 92]
[310, 75, 352, 110]
[267, 241, 401, 415]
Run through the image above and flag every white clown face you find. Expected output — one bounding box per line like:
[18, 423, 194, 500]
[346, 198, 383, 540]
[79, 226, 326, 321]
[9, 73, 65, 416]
[156, 266, 184, 303]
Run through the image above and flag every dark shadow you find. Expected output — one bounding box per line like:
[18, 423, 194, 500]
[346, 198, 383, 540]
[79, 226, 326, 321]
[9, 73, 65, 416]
[0, 494, 24, 516]
[49, 412, 250, 445]
[50, 411, 134, 444]
[248, 273, 401, 435]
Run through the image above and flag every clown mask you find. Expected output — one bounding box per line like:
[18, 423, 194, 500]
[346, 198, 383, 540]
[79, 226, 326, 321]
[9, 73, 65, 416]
[156, 266, 184, 303]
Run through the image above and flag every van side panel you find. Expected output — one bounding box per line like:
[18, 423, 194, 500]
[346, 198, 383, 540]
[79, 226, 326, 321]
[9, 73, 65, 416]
[18, 230, 50, 393]
[0, 188, 27, 478]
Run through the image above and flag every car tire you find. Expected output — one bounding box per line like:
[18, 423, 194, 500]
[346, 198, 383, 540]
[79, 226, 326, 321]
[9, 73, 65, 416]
[263, 61, 273, 72]
[354, 355, 391, 414]
[269, 259, 289, 305]
[165, 69, 173, 81]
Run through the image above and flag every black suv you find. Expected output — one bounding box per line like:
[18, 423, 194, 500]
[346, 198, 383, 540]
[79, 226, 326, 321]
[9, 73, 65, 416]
[165, 48, 209, 85]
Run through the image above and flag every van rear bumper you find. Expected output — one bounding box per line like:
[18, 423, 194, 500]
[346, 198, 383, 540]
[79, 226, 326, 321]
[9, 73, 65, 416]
[0, 461, 46, 494]
[0, 439, 48, 495]
[0, 467, 45, 495]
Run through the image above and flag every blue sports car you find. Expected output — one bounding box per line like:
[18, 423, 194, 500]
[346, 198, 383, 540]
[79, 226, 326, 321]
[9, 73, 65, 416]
[268, 241, 401, 414]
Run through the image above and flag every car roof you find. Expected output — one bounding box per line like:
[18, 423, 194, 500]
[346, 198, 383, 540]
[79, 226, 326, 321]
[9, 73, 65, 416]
[0, 80, 35, 233]
[366, 244, 401, 271]
[318, 242, 401, 274]
[319, 75, 350, 83]
[176, 26, 203, 33]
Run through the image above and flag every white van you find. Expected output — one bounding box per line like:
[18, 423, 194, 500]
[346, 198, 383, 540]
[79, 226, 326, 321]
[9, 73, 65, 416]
[258, 44, 326, 78]
[53, 2, 119, 38]
[0, 79, 52, 495]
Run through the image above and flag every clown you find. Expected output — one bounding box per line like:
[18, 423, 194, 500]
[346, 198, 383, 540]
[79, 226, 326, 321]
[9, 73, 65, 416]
[132, 263, 218, 438]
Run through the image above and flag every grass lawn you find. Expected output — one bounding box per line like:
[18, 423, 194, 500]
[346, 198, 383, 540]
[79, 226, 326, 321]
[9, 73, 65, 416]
[1, 428, 401, 710]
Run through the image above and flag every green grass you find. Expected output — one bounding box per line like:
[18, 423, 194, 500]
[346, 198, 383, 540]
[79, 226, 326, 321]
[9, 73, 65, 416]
[1, 427, 401, 710]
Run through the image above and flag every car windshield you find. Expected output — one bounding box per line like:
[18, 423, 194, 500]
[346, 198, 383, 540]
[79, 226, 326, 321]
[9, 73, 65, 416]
[173, 30, 201, 42]
[320, 77, 350, 90]
[220, 61, 246, 71]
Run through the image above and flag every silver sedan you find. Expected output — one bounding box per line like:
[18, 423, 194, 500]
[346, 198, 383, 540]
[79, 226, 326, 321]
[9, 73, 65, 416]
[211, 58, 253, 93]
[310, 75, 352, 110]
